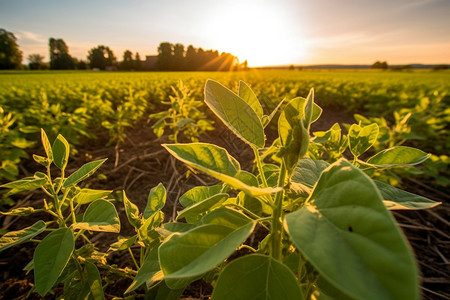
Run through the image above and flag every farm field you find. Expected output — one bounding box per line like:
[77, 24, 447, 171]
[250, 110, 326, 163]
[0, 69, 449, 299]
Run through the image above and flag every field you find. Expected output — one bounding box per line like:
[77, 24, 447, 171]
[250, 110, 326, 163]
[0, 69, 449, 299]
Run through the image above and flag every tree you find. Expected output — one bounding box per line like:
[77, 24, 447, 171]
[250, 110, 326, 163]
[155, 42, 173, 70]
[173, 43, 185, 70]
[87, 45, 116, 70]
[134, 52, 142, 70]
[120, 50, 134, 70]
[371, 61, 388, 69]
[28, 54, 45, 70]
[0, 29, 23, 69]
[49, 38, 75, 69]
[185, 45, 197, 71]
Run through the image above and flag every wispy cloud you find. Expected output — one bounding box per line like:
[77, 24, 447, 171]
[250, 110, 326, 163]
[16, 30, 47, 43]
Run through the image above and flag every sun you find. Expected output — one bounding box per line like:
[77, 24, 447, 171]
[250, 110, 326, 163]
[203, 3, 308, 67]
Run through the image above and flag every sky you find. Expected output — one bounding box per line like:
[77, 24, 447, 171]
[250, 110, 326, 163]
[0, 0, 449, 67]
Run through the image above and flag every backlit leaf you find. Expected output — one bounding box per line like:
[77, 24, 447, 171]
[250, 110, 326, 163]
[205, 80, 265, 148]
[367, 146, 430, 167]
[348, 123, 379, 158]
[285, 159, 419, 300]
[52, 134, 70, 170]
[72, 200, 120, 233]
[238, 81, 263, 118]
[0, 220, 46, 252]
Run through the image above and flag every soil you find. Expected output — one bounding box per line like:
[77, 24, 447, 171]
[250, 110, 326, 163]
[0, 110, 449, 300]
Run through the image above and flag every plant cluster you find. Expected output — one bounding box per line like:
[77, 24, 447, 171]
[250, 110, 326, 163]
[0, 80, 440, 299]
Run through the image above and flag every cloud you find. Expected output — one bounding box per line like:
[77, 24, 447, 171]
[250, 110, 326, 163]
[16, 30, 46, 43]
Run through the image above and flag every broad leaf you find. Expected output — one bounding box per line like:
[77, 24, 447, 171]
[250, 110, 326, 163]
[0, 174, 47, 195]
[238, 81, 263, 118]
[159, 222, 255, 289]
[212, 254, 303, 300]
[0, 220, 46, 252]
[63, 159, 107, 187]
[52, 134, 70, 170]
[163, 143, 281, 197]
[179, 185, 223, 208]
[367, 146, 430, 167]
[82, 261, 104, 300]
[72, 200, 120, 233]
[285, 159, 419, 300]
[375, 180, 441, 210]
[125, 248, 163, 294]
[177, 193, 229, 223]
[144, 183, 166, 218]
[201, 207, 252, 229]
[291, 158, 330, 193]
[205, 80, 265, 148]
[73, 188, 111, 205]
[109, 235, 138, 251]
[123, 191, 143, 228]
[348, 123, 379, 158]
[34, 227, 75, 296]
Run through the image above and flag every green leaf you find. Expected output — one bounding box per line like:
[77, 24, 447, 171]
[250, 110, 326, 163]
[375, 180, 441, 210]
[179, 185, 223, 208]
[163, 143, 281, 197]
[144, 183, 166, 218]
[291, 158, 330, 193]
[204, 79, 265, 148]
[108, 235, 138, 251]
[73, 188, 112, 205]
[123, 191, 143, 228]
[83, 261, 105, 300]
[238, 81, 263, 118]
[367, 146, 430, 167]
[177, 193, 229, 223]
[201, 207, 252, 229]
[262, 97, 286, 127]
[159, 222, 255, 289]
[41, 129, 53, 161]
[0, 220, 46, 252]
[278, 97, 310, 173]
[63, 159, 107, 188]
[285, 159, 419, 300]
[52, 134, 70, 170]
[34, 227, 75, 296]
[0, 174, 47, 195]
[348, 123, 379, 158]
[72, 200, 120, 233]
[125, 248, 163, 294]
[212, 254, 303, 300]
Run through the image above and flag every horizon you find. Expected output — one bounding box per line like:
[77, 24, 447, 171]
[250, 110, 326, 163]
[1, 0, 449, 67]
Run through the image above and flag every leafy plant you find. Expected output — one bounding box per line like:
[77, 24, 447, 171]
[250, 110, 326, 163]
[135, 80, 439, 299]
[149, 80, 214, 142]
[0, 129, 119, 298]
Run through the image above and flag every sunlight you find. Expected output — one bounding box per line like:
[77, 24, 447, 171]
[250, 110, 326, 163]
[203, 3, 307, 67]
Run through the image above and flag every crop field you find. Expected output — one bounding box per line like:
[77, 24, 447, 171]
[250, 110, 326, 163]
[0, 69, 449, 299]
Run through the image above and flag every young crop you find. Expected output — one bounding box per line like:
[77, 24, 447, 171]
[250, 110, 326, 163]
[138, 80, 439, 299]
[0, 129, 118, 298]
[149, 80, 214, 143]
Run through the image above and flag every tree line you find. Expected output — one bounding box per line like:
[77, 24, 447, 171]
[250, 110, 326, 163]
[0, 28, 246, 71]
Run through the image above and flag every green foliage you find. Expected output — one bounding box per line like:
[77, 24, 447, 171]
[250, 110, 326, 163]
[150, 80, 214, 142]
[0, 28, 23, 69]
[0, 129, 117, 298]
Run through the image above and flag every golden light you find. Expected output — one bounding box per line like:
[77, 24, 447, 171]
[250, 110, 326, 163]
[203, 3, 308, 67]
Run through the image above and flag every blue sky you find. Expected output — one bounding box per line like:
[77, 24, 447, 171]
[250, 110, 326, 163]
[1, 0, 449, 66]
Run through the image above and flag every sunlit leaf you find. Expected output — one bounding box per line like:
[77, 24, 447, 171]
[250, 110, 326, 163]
[238, 80, 263, 118]
[72, 200, 120, 233]
[144, 183, 166, 218]
[212, 254, 303, 300]
[348, 123, 379, 158]
[52, 134, 70, 170]
[63, 158, 107, 188]
[366, 146, 430, 167]
[285, 159, 419, 300]
[205, 80, 265, 148]
[0, 220, 46, 252]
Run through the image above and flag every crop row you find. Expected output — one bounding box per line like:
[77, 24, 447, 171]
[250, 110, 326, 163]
[0, 70, 448, 187]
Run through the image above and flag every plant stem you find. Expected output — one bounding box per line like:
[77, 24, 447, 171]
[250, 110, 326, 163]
[128, 248, 139, 270]
[270, 161, 287, 260]
[253, 147, 269, 188]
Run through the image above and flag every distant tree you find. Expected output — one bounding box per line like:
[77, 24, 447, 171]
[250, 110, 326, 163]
[155, 42, 174, 70]
[134, 52, 142, 70]
[371, 61, 388, 69]
[49, 38, 75, 69]
[0, 29, 23, 69]
[185, 45, 197, 71]
[173, 43, 185, 70]
[75, 59, 88, 70]
[28, 54, 45, 70]
[120, 50, 134, 70]
[87, 45, 116, 70]
[431, 64, 448, 71]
